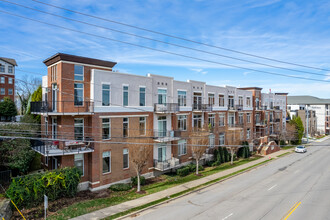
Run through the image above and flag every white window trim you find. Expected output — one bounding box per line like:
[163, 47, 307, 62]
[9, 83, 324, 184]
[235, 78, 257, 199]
[122, 85, 129, 106]
[101, 82, 111, 106]
[102, 118, 111, 140]
[102, 151, 111, 174]
[139, 86, 146, 106]
[75, 154, 84, 177]
[139, 117, 146, 136]
[74, 64, 84, 81]
[123, 148, 129, 169]
[178, 140, 187, 156]
[74, 118, 84, 141]
[123, 117, 129, 137]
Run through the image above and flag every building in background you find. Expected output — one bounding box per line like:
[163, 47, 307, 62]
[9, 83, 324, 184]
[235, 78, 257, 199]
[30, 53, 287, 191]
[288, 96, 330, 135]
[0, 57, 17, 102]
[288, 106, 317, 137]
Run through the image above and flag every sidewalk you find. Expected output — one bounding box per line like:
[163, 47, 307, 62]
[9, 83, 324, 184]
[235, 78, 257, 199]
[71, 149, 291, 220]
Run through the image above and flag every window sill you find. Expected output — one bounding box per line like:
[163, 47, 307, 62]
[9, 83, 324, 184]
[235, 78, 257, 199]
[102, 172, 111, 175]
[123, 167, 129, 170]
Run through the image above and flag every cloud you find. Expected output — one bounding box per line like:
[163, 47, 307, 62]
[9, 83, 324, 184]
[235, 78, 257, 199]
[190, 68, 208, 75]
[324, 73, 330, 80]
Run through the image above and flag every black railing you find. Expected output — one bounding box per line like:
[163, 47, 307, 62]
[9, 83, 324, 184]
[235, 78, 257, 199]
[154, 103, 179, 113]
[192, 103, 213, 111]
[154, 130, 181, 138]
[31, 101, 94, 114]
[275, 118, 281, 122]
[235, 105, 243, 111]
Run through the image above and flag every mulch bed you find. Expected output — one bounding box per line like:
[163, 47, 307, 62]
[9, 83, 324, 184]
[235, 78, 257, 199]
[11, 190, 111, 220]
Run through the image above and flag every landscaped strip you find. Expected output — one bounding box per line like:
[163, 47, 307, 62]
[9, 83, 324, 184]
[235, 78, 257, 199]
[277, 152, 292, 158]
[107, 159, 272, 220]
[48, 156, 263, 220]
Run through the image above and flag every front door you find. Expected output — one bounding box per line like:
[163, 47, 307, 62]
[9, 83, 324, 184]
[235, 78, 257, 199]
[53, 157, 58, 170]
[158, 144, 166, 162]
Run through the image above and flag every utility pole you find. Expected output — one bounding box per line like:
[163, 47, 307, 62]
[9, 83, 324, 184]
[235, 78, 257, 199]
[306, 105, 309, 143]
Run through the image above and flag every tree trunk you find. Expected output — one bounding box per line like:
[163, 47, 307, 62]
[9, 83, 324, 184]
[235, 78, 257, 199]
[137, 171, 141, 192]
[196, 159, 199, 175]
[230, 149, 234, 165]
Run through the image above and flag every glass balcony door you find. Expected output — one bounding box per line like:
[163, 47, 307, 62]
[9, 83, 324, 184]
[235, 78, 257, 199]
[158, 116, 167, 137]
[157, 144, 167, 162]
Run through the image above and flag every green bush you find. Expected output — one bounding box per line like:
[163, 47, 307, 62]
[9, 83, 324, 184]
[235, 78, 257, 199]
[212, 161, 221, 166]
[6, 167, 81, 208]
[131, 176, 146, 186]
[177, 166, 190, 177]
[187, 164, 204, 172]
[109, 183, 132, 192]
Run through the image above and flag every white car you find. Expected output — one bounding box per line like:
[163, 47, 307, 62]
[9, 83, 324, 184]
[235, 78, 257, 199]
[295, 146, 307, 153]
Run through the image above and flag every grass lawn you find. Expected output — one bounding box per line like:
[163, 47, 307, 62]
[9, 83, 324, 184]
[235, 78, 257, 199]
[48, 155, 263, 220]
[276, 152, 291, 158]
[281, 145, 296, 150]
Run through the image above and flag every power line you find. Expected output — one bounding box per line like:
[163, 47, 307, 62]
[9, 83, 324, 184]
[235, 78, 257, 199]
[29, 0, 330, 73]
[1, 0, 328, 77]
[0, 9, 329, 83]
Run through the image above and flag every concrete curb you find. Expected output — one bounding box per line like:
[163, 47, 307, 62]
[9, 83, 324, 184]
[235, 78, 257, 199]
[114, 158, 275, 220]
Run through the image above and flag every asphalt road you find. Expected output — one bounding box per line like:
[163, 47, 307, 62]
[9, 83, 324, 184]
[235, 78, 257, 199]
[129, 139, 330, 220]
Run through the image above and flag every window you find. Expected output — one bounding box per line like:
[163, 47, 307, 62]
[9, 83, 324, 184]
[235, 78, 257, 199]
[238, 113, 244, 125]
[246, 97, 251, 107]
[219, 113, 225, 127]
[0, 65, 4, 72]
[45, 117, 48, 135]
[0, 88, 4, 95]
[52, 118, 57, 139]
[193, 114, 202, 128]
[208, 114, 215, 128]
[102, 118, 111, 139]
[102, 84, 110, 106]
[247, 129, 250, 139]
[219, 133, 225, 146]
[123, 118, 128, 137]
[8, 88, 13, 95]
[240, 130, 244, 140]
[74, 83, 83, 106]
[247, 113, 251, 123]
[74, 65, 84, 81]
[139, 117, 146, 135]
[158, 89, 167, 104]
[178, 91, 187, 106]
[102, 151, 111, 173]
[51, 65, 57, 81]
[8, 78, 13, 84]
[219, 94, 225, 107]
[177, 115, 187, 131]
[74, 119, 84, 140]
[139, 87, 146, 106]
[74, 154, 84, 176]
[228, 113, 235, 127]
[238, 96, 243, 106]
[123, 85, 128, 106]
[123, 149, 129, 169]
[228, 95, 234, 108]
[208, 93, 215, 105]
[178, 140, 187, 155]
[209, 134, 215, 148]
[0, 77, 4, 84]
[8, 66, 13, 74]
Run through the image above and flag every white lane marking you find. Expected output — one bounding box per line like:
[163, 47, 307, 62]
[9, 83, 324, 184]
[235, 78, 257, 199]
[268, 184, 277, 191]
[222, 213, 233, 220]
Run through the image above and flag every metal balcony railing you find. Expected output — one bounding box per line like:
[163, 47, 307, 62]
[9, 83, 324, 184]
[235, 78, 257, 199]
[192, 103, 213, 111]
[30, 101, 94, 114]
[153, 158, 180, 171]
[275, 118, 281, 122]
[274, 106, 280, 110]
[154, 130, 181, 138]
[154, 103, 179, 113]
[31, 139, 94, 156]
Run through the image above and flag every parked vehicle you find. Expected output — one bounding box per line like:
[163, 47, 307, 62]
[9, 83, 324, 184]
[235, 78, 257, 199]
[295, 145, 307, 153]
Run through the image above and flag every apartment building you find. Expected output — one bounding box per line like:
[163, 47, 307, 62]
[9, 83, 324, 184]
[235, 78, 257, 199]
[288, 96, 330, 135]
[288, 107, 317, 137]
[31, 53, 287, 191]
[0, 57, 16, 102]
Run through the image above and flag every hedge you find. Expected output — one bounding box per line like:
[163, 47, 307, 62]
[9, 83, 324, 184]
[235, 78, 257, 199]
[6, 167, 81, 208]
[109, 183, 132, 192]
[177, 166, 190, 177]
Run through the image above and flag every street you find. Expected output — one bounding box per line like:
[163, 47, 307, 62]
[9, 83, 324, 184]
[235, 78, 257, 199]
[129, 139, 330, 220]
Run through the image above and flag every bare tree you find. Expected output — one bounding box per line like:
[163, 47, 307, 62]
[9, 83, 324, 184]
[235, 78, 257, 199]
[226, 127, 241, 165]
[130, 140, 151, 192]
[16, 75, 42, 114]
[190, 129, 209, 175]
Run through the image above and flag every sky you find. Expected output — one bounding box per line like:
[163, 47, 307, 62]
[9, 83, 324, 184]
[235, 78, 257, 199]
[0, 0, 330, 97]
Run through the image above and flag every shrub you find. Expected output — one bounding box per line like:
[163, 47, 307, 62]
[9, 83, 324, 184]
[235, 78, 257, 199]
[177, 167, 190, 177]
[212, 161, 221, 167]
[6, 167, 81, 208]
[206, 160, 214, 167]
[109, 183, 132, 192]
[131, 176, 146, 186]
[187, 164, 204, 172]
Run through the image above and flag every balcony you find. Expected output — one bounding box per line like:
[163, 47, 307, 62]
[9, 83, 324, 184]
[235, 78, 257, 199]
[154, 158, 180, 171]
[274, 106, 281, 110]
[228, 105, 243, 111]
[153, 130, 182, 142]
[192, 103, 213, 112]
[275, 118, 281, 122]
[255, 106, 267, 111]
[154, 103, 179, 113]
[31, 139, 94, 156]
[31, 101, 94, 115]
[255, 120, 266, 126]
